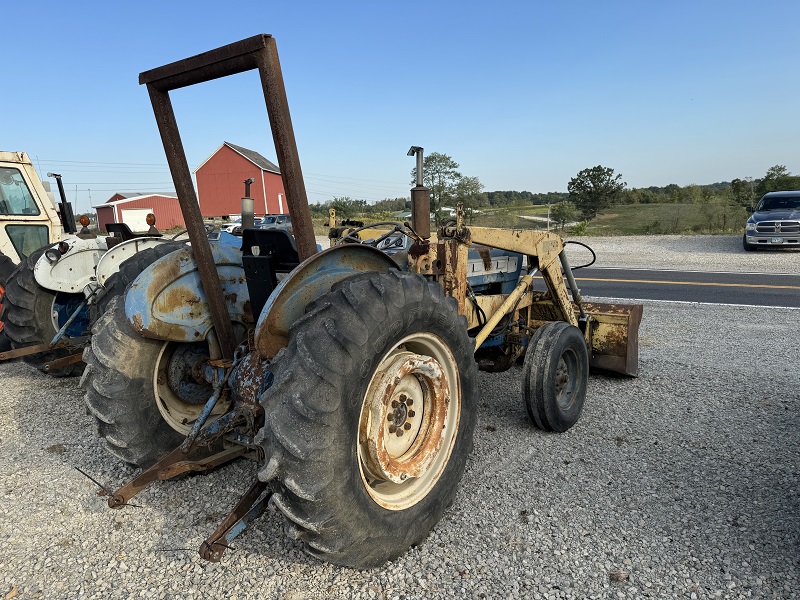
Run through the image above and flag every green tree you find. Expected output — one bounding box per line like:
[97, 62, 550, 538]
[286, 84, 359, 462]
[567, 165, 626, 220]
[729, 178, 755, 207]
[330, 196, 367, 219]
[756, 165, 800, 196]
[411, 152, 462, 223]
[453, 176, 486, 223]
[550, 201, 578, 231]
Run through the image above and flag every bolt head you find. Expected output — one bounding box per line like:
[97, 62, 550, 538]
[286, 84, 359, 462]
[391, 400, 399, 408]
[408, 410, 415, 418]
[389, 425, 396, 433]
[406, 398, 413, 406]
[404, 422, 412, 430]
[396, 429, 404, 437]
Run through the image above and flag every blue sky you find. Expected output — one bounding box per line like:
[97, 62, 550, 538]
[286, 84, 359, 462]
[6, 1, 798, 214]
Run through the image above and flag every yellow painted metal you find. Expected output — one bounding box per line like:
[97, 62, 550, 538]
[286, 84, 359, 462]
[581, 302, 642, 376]
[436, 218, 641, 376]
[463, 292, 535, 329]
[473, 270, 536, 349]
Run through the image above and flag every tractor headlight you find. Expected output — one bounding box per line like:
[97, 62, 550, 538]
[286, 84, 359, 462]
[44, 248, 61, 264]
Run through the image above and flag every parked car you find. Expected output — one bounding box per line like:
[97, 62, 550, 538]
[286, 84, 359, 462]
[227, 217, 264, 236]
[258, 214, 292, 231]
[743, 191, 800, 251]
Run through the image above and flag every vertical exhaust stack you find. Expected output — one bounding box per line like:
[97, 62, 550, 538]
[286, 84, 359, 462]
[242, 177, 256, 231]
[47, 173, 77, 235]
[407, 146, 430, 240]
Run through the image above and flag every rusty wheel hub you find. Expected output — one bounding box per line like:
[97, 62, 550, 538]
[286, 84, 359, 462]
[358, 333, 461, 510]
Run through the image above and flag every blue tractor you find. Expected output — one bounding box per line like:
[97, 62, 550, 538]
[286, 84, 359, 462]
[80, 35, 642, 569]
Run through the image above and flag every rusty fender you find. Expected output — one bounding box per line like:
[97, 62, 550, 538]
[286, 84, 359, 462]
[125, 241, 250, 342]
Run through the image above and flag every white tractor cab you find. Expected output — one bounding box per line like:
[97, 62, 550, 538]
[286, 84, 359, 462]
[0, 151, 173, 373]
[0, 151, 67, 265]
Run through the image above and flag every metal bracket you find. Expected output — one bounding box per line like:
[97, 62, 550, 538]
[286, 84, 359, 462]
[105, 445, 248, 508]
[199, 478, 272, 562]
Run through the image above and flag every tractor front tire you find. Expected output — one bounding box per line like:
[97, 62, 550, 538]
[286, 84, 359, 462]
[1, 247, 83, 377]
[523, 321, 588, 432]
[256, 270, 478, 569]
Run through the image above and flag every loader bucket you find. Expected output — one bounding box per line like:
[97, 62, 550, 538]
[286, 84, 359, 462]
[581, 302, 643, 377]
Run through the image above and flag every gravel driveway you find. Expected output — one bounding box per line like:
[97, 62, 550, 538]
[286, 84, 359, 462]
[1, 236, 798, 599]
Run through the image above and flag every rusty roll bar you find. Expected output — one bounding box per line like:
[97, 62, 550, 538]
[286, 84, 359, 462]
[139, 34, 316, 359]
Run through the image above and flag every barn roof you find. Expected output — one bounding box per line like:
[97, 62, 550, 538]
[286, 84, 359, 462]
[105, 192, 176, 203]
[195, 142, 281, 174]
[94, 193, 178, 209]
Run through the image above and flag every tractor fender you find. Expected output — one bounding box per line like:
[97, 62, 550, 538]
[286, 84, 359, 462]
[33, 236, 108, 294]
[125, 241, 249, 343]
[254, 244, 398, 359]
[95, 237, 176, 288]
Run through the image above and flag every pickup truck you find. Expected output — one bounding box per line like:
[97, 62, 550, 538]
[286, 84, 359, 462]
[743, 190, 800, 251]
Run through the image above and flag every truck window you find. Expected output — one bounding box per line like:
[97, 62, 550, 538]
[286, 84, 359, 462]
[0, 167, 42, 216]
[5, 224, 49, 259]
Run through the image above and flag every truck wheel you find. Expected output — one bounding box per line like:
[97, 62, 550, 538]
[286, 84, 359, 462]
[0, 254, 17, 352]
[742, 234, 757, 252]
[1, 247, 85, 377]
[256, 271, 477, 569]
[82, 294, 239, 467]
[523, 321, 588, 432]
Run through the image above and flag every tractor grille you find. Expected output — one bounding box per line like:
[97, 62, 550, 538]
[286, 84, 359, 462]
[755, 221, 800, 234]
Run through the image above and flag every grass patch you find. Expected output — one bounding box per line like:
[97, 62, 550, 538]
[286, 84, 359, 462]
[579, 203, 748, 236]
[467, 203, 748, 235]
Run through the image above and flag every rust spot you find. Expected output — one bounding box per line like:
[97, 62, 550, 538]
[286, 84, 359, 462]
[408, 242, 430, 258]
[242, 300, 254, 323]
[476, 246, 492, 271]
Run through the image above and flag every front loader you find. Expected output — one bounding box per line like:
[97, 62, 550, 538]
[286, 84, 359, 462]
[80, 34, 642, 569]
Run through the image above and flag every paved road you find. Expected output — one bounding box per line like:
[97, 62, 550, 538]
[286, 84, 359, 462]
[574, 267, 800, 307]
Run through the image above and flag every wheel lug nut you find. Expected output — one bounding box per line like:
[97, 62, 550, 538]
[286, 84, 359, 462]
[396, 429, 404, 437]
[408, 410, 415, 417]
[399, 394, 407, 402]
[389, 425, 396, 433]
[404, 422, 411, 430]
[391, 400, 399, 408]
[406, 399, 413, 406]
[386, 415, 393, 422]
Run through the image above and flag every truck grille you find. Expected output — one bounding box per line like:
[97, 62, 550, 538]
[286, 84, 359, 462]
[755, 221, 800, 234]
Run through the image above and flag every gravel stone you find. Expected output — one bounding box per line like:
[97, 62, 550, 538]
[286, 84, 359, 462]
[1, 235, 798, 598]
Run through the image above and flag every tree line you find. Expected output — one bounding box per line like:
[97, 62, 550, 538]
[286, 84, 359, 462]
[308, 153, 799, 228]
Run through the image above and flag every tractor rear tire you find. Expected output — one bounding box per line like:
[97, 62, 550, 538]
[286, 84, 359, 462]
[1, 247, 84, 377]
[256, 270, 478, 569]
[523, 321, 588, 432]
[81, 295, 184, 467]
[0, 254, 17, 353]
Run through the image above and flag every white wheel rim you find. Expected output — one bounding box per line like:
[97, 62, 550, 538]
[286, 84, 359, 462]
[153, 328, 237, 434]
[358, 332, 461, 510]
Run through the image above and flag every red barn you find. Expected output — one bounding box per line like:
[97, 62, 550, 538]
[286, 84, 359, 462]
[95, 193, 184, 233]
[195, 142, 287, 218]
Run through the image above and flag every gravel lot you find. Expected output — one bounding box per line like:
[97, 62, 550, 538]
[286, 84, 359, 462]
[1, 235, 798, 599]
